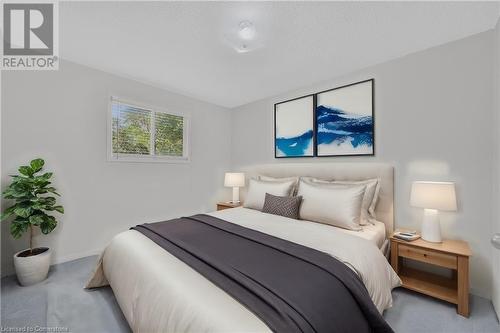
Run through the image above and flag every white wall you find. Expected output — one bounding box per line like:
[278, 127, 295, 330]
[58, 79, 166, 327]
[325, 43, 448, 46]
[231, 31, 495, 298]
[492, 15, 500, 317]
[1, 60, 232, 276]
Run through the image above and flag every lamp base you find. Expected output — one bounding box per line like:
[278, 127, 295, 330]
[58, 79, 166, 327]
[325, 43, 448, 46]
[421, 208, 442, 243]
[232, 187, 240, 204]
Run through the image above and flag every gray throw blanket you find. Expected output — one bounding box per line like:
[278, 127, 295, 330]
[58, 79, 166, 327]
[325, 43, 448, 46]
[132, 214, 393, 333]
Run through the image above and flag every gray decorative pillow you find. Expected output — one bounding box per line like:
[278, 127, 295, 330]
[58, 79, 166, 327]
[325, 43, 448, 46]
[262, 193, 302, 219]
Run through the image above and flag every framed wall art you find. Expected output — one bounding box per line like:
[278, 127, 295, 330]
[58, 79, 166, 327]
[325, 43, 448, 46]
[274, 95, 314, 158]
[315, 79, 374, 156]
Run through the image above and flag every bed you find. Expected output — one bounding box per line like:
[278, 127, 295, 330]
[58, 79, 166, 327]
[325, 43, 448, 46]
[86, 162, 401, 332]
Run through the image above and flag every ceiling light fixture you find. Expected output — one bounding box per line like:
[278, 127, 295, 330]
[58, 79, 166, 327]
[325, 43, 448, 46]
[238, 20, 256, 40]
[235, 44, 250, 53]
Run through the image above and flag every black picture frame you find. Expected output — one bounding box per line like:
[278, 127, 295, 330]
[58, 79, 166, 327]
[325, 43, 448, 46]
[314, 79, 375, 157]
[274, 94, 315, 158]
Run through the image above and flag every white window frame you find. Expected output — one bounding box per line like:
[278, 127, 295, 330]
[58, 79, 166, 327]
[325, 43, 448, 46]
[107, 96, 190, 163]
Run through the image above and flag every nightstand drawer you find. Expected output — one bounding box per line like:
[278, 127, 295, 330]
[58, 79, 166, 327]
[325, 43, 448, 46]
[399, 244, 457, 269]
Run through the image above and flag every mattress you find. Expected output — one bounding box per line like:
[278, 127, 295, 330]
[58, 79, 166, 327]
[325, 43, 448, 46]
[87, 208, 401, 333]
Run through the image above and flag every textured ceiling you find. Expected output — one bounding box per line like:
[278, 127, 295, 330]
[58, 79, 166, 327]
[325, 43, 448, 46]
[60, 2, 499, 108]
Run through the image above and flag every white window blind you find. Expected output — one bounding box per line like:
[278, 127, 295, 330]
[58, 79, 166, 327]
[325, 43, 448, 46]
[109, 97, 189, 162]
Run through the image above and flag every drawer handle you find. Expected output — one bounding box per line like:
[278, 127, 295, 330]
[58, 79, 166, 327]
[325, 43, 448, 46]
[423, 254, 427, 257]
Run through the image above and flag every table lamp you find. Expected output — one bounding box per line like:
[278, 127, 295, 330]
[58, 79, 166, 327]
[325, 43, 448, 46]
[410, 181, 457, 243]
[224, 172, 245, 203]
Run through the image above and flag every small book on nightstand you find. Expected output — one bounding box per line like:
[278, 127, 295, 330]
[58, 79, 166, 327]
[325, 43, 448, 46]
[393, 230, 420, 241]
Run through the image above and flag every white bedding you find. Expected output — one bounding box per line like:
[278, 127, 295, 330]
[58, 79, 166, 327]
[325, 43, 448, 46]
[87, 208, 400, 333]
[336, 218, 387, 249]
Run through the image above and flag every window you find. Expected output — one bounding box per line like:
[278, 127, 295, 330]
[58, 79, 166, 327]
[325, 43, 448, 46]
[108, 97, 189, 162]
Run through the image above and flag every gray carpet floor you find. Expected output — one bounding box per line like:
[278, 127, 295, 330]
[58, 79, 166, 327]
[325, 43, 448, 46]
[1, 256, 499, 333]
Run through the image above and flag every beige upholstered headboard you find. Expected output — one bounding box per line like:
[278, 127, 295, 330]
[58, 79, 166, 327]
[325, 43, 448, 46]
[238, 163, 394, 235]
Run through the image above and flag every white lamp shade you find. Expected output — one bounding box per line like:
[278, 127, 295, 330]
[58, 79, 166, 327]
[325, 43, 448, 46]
[410, 181, 457, 211]
[224, 173, 245, 187]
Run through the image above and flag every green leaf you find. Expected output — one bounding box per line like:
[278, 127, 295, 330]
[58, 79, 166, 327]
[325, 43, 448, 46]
[31, 202, 46, 210]
[0, 206, 15, 221]
[53, 205, 64, 214]
[18, 166, 34, 177]
[13, 205, 33, 218]
[40, 172, 53, 180]
[29, 214, 45, 226]
[8, 188, 32, 199]
[10, 219, 28, 239]
[40, 215, 57, 234]
[33, 179, 50, 188]
[30, 159, 44, 173]
[40, 197, 56, 206]
[45, 187, 60, 196]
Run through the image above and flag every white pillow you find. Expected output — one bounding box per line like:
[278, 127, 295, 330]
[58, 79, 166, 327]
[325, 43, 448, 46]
[297, 179, 366, 231]
[243, 178, 296, 211]
[259, 175, 299, 195]
[304, 177, 380, 225]
[334, 179, 380, 221]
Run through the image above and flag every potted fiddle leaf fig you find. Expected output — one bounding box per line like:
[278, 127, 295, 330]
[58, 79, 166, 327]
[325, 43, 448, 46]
[1, 158, 64, 286]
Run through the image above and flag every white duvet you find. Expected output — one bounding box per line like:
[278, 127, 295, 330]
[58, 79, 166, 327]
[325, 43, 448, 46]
[86, 208, 401, 333]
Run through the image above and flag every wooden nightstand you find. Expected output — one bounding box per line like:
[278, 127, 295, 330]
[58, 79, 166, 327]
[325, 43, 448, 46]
[216, 202, 241, 211]
[390, 235, 472, 317]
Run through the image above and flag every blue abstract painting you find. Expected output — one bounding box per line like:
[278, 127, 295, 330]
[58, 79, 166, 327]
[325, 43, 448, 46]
[275, 96, 314, 157]
[316, 80, 374, 156]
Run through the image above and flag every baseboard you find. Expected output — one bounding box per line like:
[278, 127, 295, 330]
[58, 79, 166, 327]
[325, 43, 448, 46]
[493, 297, 500, 322]
[1, 249, 102, 279]
[51, 249, 102, 265]
[470, 286, 493, 301]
